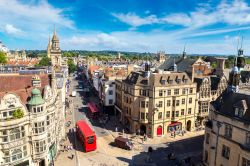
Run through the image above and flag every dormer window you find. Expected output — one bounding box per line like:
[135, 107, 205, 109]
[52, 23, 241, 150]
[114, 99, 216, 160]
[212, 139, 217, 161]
[176, 79, 181, 84]
[160, 80, 166, 85]
[234, 107, 244, 118]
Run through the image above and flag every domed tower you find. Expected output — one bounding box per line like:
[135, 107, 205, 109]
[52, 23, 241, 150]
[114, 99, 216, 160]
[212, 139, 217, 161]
[228, 47, 245, 93]
[28, 88, 45, 113]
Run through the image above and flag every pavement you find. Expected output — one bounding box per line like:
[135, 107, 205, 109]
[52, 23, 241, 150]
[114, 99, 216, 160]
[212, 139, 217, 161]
[54, 75, 205, 166]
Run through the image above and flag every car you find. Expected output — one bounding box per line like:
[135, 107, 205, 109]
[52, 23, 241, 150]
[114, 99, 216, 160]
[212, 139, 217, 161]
[71, 91, 76, 97]
[114, 136, 133, 150]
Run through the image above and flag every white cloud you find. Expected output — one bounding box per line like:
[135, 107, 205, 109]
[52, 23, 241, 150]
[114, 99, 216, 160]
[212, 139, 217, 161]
[4, 24, 22, 35]
[0, 0, 74, 40]
[112, 12, 159, 27]
[113, 0, 250, 29]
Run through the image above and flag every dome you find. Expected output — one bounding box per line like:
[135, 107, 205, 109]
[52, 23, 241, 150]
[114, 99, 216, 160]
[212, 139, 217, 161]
[28, 88, 45, 105]
[31, 88, 41, 95]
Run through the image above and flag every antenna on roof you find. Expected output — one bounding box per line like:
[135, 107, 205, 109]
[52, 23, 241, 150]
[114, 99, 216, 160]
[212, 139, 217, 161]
[240, 36, 243, 49]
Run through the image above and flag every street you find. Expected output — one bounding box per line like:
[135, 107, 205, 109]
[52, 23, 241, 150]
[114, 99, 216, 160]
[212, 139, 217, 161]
[54, 75, 204, 166]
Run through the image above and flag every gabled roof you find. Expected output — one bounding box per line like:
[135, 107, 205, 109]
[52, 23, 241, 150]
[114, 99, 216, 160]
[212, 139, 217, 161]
[212, 92, 250, 123]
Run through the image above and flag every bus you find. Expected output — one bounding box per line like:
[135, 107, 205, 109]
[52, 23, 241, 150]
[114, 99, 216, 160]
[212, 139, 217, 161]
[76, 120, 97, 152]
[87, 102, 100, 119]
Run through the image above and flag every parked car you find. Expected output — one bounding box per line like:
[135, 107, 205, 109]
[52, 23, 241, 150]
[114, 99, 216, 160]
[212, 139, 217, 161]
[71, 91, 76, 97]
[114, 136, 133, 150]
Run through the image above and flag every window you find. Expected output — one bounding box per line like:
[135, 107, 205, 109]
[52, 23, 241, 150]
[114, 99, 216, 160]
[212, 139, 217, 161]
[158, 101, 163, 107]
[141, 101, 146, 108]
[3, 146, 27, 163]
[182, 98, 185, 105]
[166, 111, 170, 118]
[189, 98, 192, 104]
[159, 90, 163, 96]
[158, 112, 162, 119]
[48, 133, 52, 143]
[169, 80, 173, 84]
[182, 89, 186, 95]
[246, 132, 250, 145]
[188, 108, 192, 114]
[3, 112, 7, 117]
[222, 145, 230, 159]
[146, 101, 149, 108]
[190, 88, 193, 93]
[141, 112, 145, 120]
[242, 157, 250, 166]
[174, 89, 179, 95]
[176, 100, 179, 106]
[235, 107, 244, 117]
[199, 102, 209, 113]
[167, 90, 171, 96]
[175, 111, 179, 117]
[176, 79, 181, 84]
[88, 136, 95, 144]
[34, 122, 45, 134]
[34, 140, 46, 153]
[181, 109, 184, 116]
[206, 133, 210, 144]
[146, 113, 148, 119]
[108, 90, 113, 95]
[167, 100, 171, 106]
[108, 99, 113, 105]
[2, 127, 25, 142]
[225, 125, 232, 138]
[140, 89, 148, 96]
[172, 111, 175, 118]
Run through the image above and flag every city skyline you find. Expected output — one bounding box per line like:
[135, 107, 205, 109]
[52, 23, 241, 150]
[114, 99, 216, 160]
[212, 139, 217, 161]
[1, 0, 250, 54]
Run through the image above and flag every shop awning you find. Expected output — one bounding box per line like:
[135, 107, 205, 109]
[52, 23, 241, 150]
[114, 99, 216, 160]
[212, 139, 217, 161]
[168, 122, 182, 127]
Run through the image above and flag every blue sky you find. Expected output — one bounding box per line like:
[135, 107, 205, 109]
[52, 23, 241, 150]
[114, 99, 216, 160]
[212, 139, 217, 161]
[1, 0, 250, 54]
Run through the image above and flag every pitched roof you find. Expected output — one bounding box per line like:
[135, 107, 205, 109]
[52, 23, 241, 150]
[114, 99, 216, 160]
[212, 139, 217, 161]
[0, 74, 50, 104]
[158, 57, 198, 73]
[212, 92, 250, 123]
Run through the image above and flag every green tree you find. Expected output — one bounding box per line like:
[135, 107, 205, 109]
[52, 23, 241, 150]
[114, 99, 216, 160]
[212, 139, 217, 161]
[211, 62, 217, 68]
[67, 58, 77, 74]
[35, 57, 51, 67]
[0, 51, 7, 64]
[13, 108, 24, 119]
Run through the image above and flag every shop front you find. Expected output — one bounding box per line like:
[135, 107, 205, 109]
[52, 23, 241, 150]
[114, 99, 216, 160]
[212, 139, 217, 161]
[48, 143, 57, 166]
[168, 122, 182, 134]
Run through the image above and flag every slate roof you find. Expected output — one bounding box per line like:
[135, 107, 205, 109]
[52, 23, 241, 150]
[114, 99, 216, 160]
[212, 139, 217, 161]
[158, 57, 198, 72]
[212, 92, 250, 123]
[194, 77, 204, 91]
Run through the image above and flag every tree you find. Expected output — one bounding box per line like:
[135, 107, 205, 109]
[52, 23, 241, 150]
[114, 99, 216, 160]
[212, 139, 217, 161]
[0, 51, 7, 64]
[67, 58, 77, 74]
[35, 57, 51, 67]
[13, 108, 24, 119]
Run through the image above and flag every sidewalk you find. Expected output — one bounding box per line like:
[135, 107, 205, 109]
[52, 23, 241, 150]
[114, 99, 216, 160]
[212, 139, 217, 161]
[144, 130, 205, 145]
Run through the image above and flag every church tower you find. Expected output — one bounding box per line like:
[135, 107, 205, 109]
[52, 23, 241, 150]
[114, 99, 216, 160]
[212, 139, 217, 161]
[50, 28, 62, 66]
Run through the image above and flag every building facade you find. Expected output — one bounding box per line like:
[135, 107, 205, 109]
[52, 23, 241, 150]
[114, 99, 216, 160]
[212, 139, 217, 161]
[203, 92, 250, 166]
[0, 30, 67, 166]
[115, 69, 197, 138]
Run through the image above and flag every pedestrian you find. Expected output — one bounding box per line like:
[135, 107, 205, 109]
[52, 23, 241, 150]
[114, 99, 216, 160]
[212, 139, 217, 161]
[173, 131, 176, 138]
[182, 130, 184, 136]
[115, 126, 118, 133]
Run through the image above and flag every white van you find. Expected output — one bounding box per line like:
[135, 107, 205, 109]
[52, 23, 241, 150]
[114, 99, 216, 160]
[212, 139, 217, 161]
[71, 91, 76, 97]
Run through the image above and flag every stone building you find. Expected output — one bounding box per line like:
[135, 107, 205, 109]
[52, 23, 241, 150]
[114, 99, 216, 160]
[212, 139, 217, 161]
[203, 48, 249, 166]
[0, 30, 67, 166]
[115, 63, 197, 138]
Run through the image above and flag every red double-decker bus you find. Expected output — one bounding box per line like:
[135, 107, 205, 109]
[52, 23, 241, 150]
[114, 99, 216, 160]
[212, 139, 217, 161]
[76, 120, 97, 152]
[87, 102, 100, 119]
